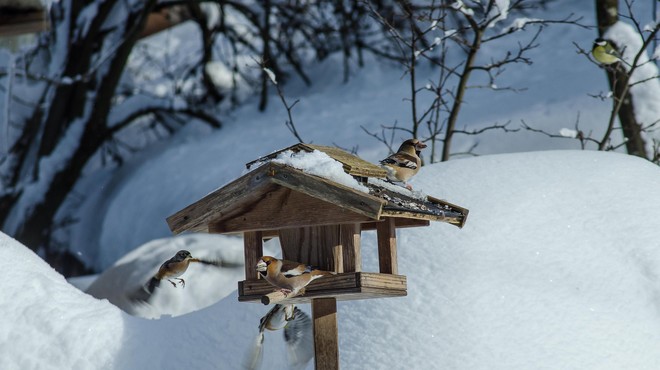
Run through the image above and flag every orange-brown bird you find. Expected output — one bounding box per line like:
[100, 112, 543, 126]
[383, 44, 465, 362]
[380, 138, 427, 189]
[128, 249, 230, 303]
[256, 256, 334, 297]
[143, 250, 222, 294]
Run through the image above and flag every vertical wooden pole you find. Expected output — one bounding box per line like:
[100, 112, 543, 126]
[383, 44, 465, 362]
[376, 217, 397, 274]
[340, 223, 361, 272]
[312, 297, 339, 370]
[243, 231, 263, 280]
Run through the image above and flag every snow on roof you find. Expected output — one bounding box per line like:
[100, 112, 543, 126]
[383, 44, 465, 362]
[271, 149, 369, 193]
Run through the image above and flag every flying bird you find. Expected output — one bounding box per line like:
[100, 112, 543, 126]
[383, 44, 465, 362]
[256, 256, 334, 297]
[244, 304, 313, 370]
[144, 249, 195, 293]
[380, 138, 427, 189]
[129, 249, 231, 302]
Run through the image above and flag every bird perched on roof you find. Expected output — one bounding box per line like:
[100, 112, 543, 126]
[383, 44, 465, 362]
[591, 38, 629, 66]
[256, 256, 334, 297]
[380, 138, 427, 189]
[244, 304, 313, 370]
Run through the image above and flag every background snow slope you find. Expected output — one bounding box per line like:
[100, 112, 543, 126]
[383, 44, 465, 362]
[65, 0, 594, 268]
[3, 150, 660, 369]
[69, 0, 660, 269]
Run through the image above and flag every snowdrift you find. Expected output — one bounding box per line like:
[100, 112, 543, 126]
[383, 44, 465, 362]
[2, 150, 660, 370]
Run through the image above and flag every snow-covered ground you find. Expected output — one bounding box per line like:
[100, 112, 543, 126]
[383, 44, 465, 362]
[2, 1, 660, 369]
[3, 150, 660, 370]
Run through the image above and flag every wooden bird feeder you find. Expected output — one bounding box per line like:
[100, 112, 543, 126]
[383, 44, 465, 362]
[166, 143, 468, 370]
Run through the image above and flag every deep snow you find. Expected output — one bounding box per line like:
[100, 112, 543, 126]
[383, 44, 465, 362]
[3, 150, 660, 369]
[2, 1, 660, 369]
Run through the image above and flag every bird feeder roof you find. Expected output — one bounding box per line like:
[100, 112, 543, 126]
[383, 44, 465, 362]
[167, 144, 468, 235]
[245, 143, 388, 178]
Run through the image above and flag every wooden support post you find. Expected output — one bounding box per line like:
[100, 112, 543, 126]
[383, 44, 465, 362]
[340, 223, 361, 272]
[243, 231, 263, 280]
[376, 217, 397, 274]
[312, 298, 339, 370]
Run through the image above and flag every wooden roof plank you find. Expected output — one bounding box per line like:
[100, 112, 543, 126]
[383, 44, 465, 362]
[209, 186, 373, 234]
[268, 163, 385, 220]
[245, 143, 388, 178]
[166, 164, 273, 234]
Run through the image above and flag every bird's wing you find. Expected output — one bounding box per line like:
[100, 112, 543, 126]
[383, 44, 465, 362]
[259, 304, 288, 332]
[284, 308, 314, 369]
[279, 260, 309, 277]
[190, 258, 243, 268]
[380, 153, 418, 169]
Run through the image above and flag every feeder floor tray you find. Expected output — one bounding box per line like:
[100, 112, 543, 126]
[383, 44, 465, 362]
[238, 272, 407, 304]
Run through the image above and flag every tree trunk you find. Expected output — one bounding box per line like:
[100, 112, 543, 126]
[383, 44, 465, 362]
[594, 0, 648, 158]
[3, 0, 157, 275]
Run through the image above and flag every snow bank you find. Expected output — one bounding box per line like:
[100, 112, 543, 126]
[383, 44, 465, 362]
[341, 150, 660, 369]
[3, 150, 660, 369]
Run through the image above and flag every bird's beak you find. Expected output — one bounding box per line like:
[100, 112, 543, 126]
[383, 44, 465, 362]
[416, 141, 427, 149]
[256, 260, 267, 272]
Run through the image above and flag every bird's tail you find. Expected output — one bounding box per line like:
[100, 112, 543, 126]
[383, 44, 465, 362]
[243, 332, 265, 370]
[145, 276, 160, 294]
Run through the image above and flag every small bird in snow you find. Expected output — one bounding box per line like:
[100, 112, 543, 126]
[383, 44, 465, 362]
[380, 138, 427, 189]
[591, 38, 629, 66]
[256, 256, 334, 297]
[244, 304, 313, 370]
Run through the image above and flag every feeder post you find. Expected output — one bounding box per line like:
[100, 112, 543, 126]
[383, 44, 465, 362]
[243, 231, 263, 280]
[312, 297, 339, 370]
[377, 217, 398, 274]
[340, 223, 361, 273]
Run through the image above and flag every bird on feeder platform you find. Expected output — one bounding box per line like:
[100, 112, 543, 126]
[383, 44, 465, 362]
[256, 256, 335, 297]
[244, 304, 313, 370]
[380, 138, 427, 190]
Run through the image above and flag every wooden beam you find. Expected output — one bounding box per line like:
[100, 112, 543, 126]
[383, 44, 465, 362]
[340, 223, 361, 272]
[239, 272, 407, 304]
[243, 231, 263, 280]
[166, 164, 272, 234]
[377, 218, 398, 274]
[269, 163, 385, 221]
[361, 218, 430, 231]
[0, 9, 45, 37]
[312, 298, 339, 370]
[210, 187, 373, 234]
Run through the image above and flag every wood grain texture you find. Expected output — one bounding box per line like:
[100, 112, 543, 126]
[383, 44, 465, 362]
[166, 164, 272, 234]
[279, 225, 343, 272]
[340, 223, 361, 272]
[238, 272, 407, 304]
[377, 217, 398, 274]
[210, 186, 374, 234]
[244, 143, 388, 178]
[269, 163, 385, 220]
[313, 298, 339, 370]
[243, 231, 263, 280]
